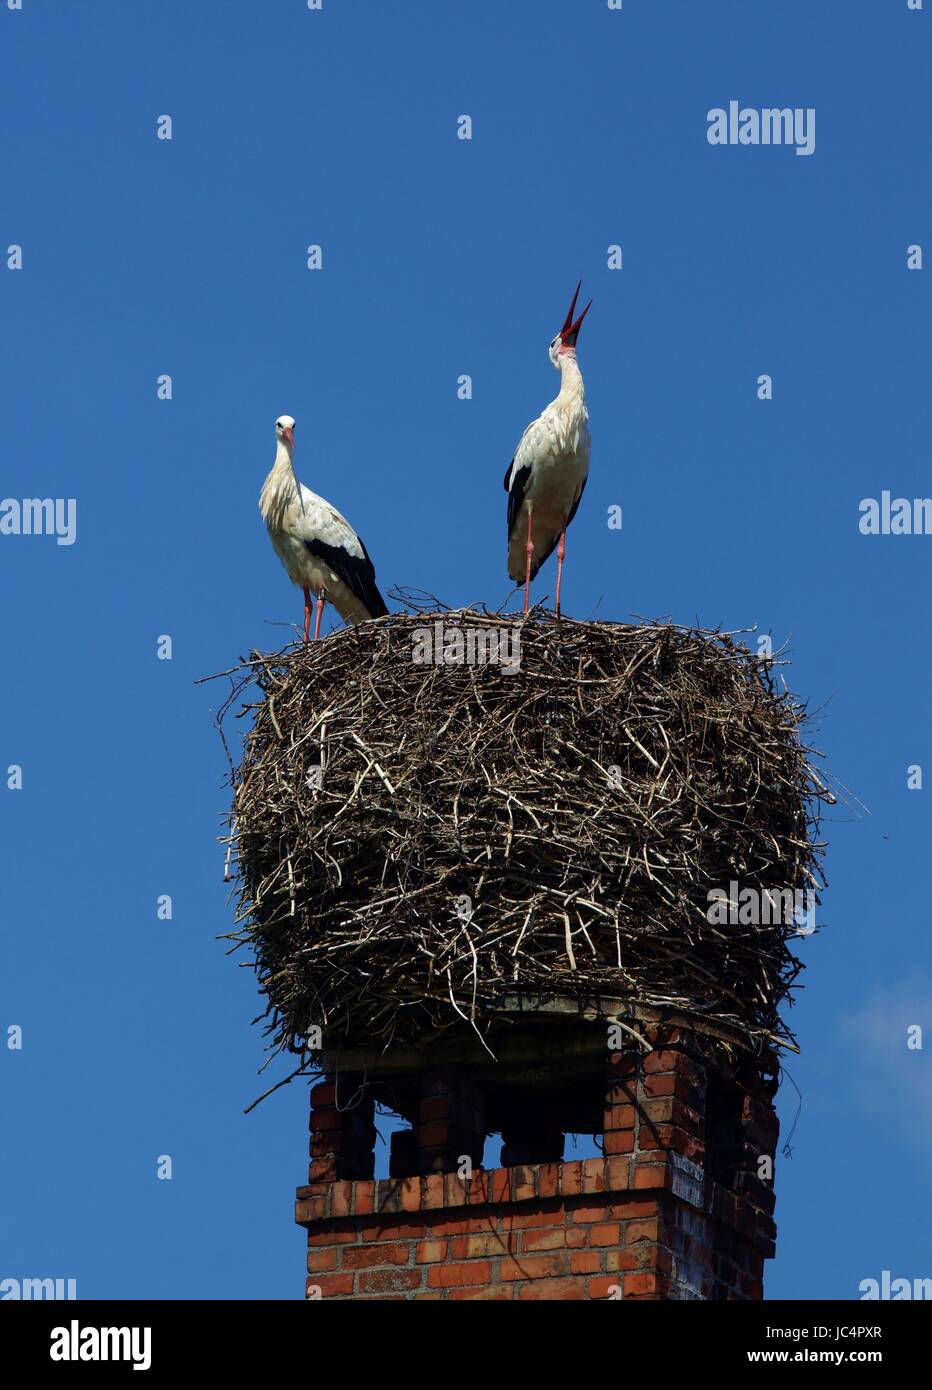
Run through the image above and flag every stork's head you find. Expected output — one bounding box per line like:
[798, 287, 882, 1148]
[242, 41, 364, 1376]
[548, 281, 592, 367]
[275, 415, 296, 450]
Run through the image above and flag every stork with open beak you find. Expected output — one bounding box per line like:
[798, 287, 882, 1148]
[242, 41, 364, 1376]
[504, 282, 592, 616]
[260, 415, 389, 641]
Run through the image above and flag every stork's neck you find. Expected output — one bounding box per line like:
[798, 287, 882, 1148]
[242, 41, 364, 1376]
[260, 443, 300, 525]
[556, 350, 586, 412]
[274, 441, 296, 473]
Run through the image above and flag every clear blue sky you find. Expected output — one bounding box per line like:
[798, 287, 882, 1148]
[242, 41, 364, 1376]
[1, 0, 929, 1300]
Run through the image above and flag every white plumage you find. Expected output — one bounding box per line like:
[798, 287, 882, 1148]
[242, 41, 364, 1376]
[505, 282, 592, 615]
[260, 415, 388, 640]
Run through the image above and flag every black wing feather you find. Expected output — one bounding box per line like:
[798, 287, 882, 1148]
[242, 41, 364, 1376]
[304, 535, 389, 618]
[505, 459, 532, 543]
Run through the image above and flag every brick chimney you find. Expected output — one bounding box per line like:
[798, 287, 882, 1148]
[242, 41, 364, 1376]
[295, 1010, 779, 1300]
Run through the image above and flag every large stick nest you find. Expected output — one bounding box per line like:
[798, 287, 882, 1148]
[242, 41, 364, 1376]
[215, 607, 832, 1061]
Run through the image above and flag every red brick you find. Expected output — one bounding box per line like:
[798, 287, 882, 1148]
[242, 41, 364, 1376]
[444, 1174, 468, 1207]
[448, 1286, 514, 1300]
[307, 1227, 358, 1247]
[672, 1057, 704, 1087]
[642, 1049, 684, 1075]
[607, 1080, 638, 1106]
[588, 1275, 623, 1300]
[561, 1162, 583, 1196]
[657, 1126, 704, 1162]
[490, 1170, 512, 1202]
[654, 1026, 698, 1049]
[640, 1072, 676, 1098]
[604, 1103, 636, 1130]
[374, 1183, 403, 1215]
[427, 1261, 492, 1289]
[342, 1242, 410, 1269]
[639, 1096, 701, 1127]
[310, 1081, 336, 1106]
[451, 1233, 512, 1259]
[517, 1277, 586, 1300]
[589, 1222, 621, 1247]
[401, 1177, 422, 1213]
[306, 1247, 339, 1273]
[605, 1157, 632, 1190]
[330, 1181, 353, 1218]
[422, 1175, 445, 1210]
[675, 1075, 707, 1107]
[432, 1213, 500, 1236]
[636, 1123, 671, 1152]
[295, 1196, 327, 1224]
[604, 1130, 635, 1155]
[604, 1248, 639, 1273]
[513, 1165, 537, 1201]
[415, 1239, 447, 1263]
[581, 1158, 607, 1194]
[467, 1171, 490, 1204]
[309, 1157, 338, 1182]
[296, 1182, 328, 1199]
[357, 1268, 422, 1295]
[521, 1227, 567, 1252]
[605, 1199, 651, 1219]
[309, 1133, 338, 1158]
[500, 1253, 569, 1281]
[509, 1204, 564, 1230]
[625, 1218, 660, 1244]
[633, 1163, 668, 1190]
[310, 1107, 342, 1132]
[623, 1271, 664, 1297]
[359, 1220, 425, 1241]
[354, 1184, 374, 1216]
[570, 1251, 601, 1274]
[568, 1198, 608, 1223]
[310, 1272, 355, 1297]
[538, 1163, 560, 1198]
[616, 1196, 659, 1219]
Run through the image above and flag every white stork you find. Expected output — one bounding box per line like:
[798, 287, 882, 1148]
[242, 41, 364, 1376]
[260, 415, 388, 641]
[505, 282, 592, 615]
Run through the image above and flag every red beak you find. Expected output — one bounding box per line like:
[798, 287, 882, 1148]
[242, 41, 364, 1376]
[559, 280, 592, 348]
[283, 426, 294, 448]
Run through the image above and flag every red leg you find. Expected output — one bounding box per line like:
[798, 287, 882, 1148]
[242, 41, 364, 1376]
[312, 588, 326, 642]
[554, 525, 567, 619]
[524, 507, 534, 614]
[302, 587, 312, 643]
